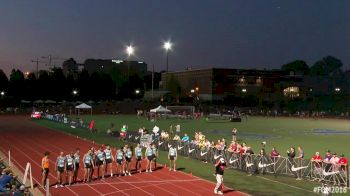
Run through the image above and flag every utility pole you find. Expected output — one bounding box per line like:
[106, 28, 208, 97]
[31, 58, 46, 78]
[152, 64, 154, 100]
[42, 55, 67, 68]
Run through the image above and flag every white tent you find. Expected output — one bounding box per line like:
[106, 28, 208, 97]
[150, 105, 171, 113]
[75, 103, 92, 115]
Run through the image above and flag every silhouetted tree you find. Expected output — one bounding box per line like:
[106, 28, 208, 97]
[166, 74, 181, 101]
[281, 60, 309, 75]
[118, 75, 144, 99]
[0, 69, 8, 91]
[310, 56, 343, 76]
[24, 72, 37, 101]
[8, 69, 25, 101]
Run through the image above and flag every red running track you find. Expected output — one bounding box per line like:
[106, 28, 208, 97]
[0, 116, 248, 196]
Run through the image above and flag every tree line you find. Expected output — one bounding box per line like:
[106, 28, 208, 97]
[0, 67, 161, 107]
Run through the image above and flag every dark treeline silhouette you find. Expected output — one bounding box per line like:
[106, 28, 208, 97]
[0, 67, 160, 107]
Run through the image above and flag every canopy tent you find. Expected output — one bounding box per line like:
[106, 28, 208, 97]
[75, 103, 92, 115]
[45, 100, 56, 104]
[150, 105, 171, 113]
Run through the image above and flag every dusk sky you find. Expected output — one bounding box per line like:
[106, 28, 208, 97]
[0, 0, 349, 75]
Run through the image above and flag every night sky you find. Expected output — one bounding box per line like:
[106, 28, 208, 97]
[0, 0, 349, 75]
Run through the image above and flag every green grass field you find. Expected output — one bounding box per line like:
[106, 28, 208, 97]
[35, 115, 350, 195]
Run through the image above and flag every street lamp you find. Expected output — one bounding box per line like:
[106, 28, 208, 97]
[0, 91, 4, 96]
[135, 89, 140, 94]
[73, 90, 78, 95]
[163, 41, 172, 74]
[242, 88, 247, 93]
[335, 87, 341, 92]
[190, 89, 195, 93]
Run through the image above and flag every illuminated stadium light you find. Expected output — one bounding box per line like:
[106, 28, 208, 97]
[242, 88, 247, 93]
[163, 41, 172, 51]
[335, 87, 341, 92]
[126, 45, 134, 57]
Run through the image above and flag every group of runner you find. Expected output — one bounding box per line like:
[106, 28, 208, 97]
[41, 143, 169, 188]
[41, 148, 80, 188]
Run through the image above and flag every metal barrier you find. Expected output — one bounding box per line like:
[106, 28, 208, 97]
[126, 132, 349, 187]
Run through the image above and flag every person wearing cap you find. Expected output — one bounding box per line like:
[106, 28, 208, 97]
[214, 157, 226, 195]
[13, 185, 25, 196]
[168, 145, 177, 171]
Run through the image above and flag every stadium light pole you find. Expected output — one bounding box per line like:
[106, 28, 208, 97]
[72, 90, 78, 105]
[126, 45, 134, 78]
[163, 41, 172, 74]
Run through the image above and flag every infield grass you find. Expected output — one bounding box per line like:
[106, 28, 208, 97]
[34, 115, 350, 195]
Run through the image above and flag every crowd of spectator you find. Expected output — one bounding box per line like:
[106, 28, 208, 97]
[0, 160, 30, 196]
[143, 124, 348, 180]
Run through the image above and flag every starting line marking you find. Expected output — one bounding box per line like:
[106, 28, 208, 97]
[101, 181, 171, 196]
[54, 179, 202, 188]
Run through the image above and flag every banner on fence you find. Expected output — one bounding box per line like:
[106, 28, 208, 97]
[140, 134, 152, 147]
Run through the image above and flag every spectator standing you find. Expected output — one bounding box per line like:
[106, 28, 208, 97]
[338, 154, 348, 172]
[181, 134, 189, 143]
[311, 152, 323, 178]
[231, 128, 237, 142]
[175, 124, 181, 135]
